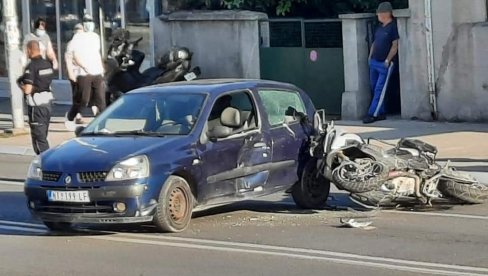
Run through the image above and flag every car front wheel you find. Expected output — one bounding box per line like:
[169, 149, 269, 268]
[153, 176, 193, 233]
[292, 159, 330, 209]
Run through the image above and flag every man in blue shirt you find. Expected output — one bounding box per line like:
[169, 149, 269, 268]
[363, 1, 399, 124]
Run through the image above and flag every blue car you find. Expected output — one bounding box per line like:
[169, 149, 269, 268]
[25, 79, 330, 232]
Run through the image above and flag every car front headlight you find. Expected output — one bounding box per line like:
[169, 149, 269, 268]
[27, 156, 42, 180]
[106, 155, 150, 181]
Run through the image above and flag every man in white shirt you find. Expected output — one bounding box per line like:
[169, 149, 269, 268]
[65, 15, 105, 130]
[65, 23, 84, 125]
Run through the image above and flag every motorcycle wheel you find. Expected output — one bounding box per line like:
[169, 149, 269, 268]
[292, 159, 330, 209]
[332, 160, 389, 193]
[438, 180, 488, 204]
[349, 191, 396, 208]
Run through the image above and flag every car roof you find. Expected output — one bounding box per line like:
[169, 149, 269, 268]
[128, 79, 300, 96]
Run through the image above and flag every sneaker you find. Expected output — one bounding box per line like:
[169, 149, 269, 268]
[75, 118, 85, 125]
[362, 116, 376, 124]
[376, 115, 387, 121]
[65, 120, 76, 132]
[64, 112, 77, 132]
[91, 106, 99, 116]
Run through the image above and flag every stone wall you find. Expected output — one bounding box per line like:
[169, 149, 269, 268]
[152, 10, 268, 79]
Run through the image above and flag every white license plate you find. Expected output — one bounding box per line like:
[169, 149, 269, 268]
[184, 72, 197, 81]
[47, 190, 90, 203]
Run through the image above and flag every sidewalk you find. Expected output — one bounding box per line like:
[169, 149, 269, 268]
[1, 96, 488, 159]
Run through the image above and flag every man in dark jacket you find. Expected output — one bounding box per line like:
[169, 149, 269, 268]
[363, 1, 399, 124]
[18, 40, 54, 155]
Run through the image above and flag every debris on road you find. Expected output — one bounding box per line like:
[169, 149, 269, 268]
[340, 218, 376, 230]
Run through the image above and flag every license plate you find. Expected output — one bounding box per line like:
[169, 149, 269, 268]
[47, 190, 90, 203]
[184, 72, 197, 81]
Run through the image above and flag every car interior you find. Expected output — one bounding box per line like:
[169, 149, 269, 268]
[206, 92, 258, 137]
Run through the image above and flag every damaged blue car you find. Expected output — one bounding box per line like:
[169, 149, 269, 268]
[24, 79, 330, 232]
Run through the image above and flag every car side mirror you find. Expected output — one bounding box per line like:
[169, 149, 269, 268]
[208, 126, 233, 141]
[75, 126, 85, 137]
[313, 109, 327, 134]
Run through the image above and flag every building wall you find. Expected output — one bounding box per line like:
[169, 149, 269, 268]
[152, 10, 267, 79]
[399, 0, 488, 121]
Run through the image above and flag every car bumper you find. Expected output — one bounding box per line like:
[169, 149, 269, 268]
[25, 183, 158, 224]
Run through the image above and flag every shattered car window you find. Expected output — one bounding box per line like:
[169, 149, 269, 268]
[258, 90, 306, 126]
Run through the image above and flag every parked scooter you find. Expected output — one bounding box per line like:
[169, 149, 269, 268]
[105, 29, 201, 104]
[306, 111, 488, 207]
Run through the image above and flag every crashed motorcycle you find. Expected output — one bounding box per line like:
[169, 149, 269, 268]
[105, 29, 201, 103]
[307, 110, 488, 207]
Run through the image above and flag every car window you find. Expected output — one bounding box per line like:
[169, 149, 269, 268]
[207, 91, 258, 133]
[84, 93, 206, 135]
[258, 89, 306, 126]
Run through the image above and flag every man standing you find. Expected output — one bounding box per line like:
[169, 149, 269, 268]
[23, 17, 58, 70]
[363, 1, 399, 124]
[65, 15, 105, 131]
[65, 23, 85, 124]
[18, 40, 54, 155]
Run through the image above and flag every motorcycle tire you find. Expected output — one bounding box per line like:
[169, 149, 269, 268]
[349, 191, 396, 207]
[438, 180, 488, 204]
[332, 161, 389, 193]
[292, 159, 330, 209]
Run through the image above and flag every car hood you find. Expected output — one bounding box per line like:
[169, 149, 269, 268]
[41, 136, 183, 173]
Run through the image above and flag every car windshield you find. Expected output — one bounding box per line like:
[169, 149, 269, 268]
[83, 93, 206, 136]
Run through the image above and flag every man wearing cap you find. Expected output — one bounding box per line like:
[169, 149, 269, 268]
[363, 1, 399, 124]
[65, 14, 105, 131]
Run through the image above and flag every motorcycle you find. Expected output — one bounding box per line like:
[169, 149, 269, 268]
[105, 29, 201, 103]
[307, 110, 488, 207]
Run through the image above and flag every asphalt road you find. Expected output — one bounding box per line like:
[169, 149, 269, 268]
[0, 155, 488, 276]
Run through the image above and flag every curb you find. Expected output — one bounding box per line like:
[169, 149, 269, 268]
[0, 145, 36, 156]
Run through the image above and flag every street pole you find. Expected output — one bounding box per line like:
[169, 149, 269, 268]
[3, 0, 24, 129]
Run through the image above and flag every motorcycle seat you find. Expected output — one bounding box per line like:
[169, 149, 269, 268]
[398, 139, 438, 155]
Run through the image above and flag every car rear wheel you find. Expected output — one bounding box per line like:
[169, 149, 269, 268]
[153, 176, 193, 233]
[43, 221, 73, 232]
[292, 159, 330, 209]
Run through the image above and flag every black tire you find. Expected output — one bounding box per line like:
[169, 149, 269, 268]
[153, 176, 193, 233]
[292, 159, 330, 209]
[350, 191, 396, 207]
[43, 221, 73, 232]
[438, 180, 488, 204]
[332, 161, 389, 193]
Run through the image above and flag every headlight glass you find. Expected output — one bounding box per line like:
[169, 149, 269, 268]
[27, 156, 42, 180]
[106, 155, 150, 181]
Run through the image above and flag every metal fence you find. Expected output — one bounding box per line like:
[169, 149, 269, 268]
[266, 18, 343, 48]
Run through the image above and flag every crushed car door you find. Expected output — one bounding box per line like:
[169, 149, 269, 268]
[257, 89, 309, 190]
[197, 91, 272, 205]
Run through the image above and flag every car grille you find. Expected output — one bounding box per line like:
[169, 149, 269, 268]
[35, 201, 114, 214]
[78, 171, 108, 183]
[42, 172, 62, 182]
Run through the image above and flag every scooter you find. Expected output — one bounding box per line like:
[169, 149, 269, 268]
[105, 29, 201, 104]
[306, 111, 488, 207]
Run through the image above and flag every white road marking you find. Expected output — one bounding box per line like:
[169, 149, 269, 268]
[0, 225, 46, 234]
[383, 210, 488, 221]
[1, 220, 487, 275]
[0, 220, 46, 228]
[0, 180, 24, 186]
[89, 235, 488, 276]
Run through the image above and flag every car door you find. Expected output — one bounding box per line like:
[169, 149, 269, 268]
[257, 88, 310, 190]
[197, 90, 272, 205]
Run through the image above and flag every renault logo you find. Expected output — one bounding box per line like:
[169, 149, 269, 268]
[64, 175, 72, 185]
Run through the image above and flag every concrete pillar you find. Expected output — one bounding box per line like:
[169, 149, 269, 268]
[339, 13, 375, 120]
[153, 10, 268, 79]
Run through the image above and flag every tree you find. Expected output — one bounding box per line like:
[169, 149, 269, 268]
[174, 0, 408, 17]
